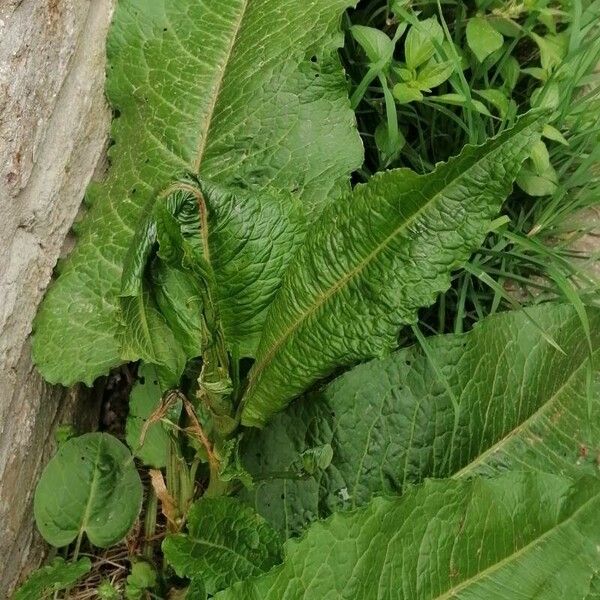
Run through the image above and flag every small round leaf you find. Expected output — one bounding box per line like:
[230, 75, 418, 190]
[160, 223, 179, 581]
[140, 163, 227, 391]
[34, 432, 143, 548]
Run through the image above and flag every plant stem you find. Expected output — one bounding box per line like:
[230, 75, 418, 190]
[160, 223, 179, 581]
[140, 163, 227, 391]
[143, 487, 158, 560]
[204, 460, 231, 498]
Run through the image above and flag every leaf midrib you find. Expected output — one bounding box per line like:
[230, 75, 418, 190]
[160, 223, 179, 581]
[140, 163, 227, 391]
[184, 535, 258, 572]
[430, 486, 599, 600]
[192, 0, 249, 173]
[246, 127, 532, 399]
[78, 437, 104, 542]
[451, 344, 599, 479]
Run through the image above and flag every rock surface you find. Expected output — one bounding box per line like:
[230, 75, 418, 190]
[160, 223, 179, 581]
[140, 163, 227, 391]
[0, 0, 114, 594]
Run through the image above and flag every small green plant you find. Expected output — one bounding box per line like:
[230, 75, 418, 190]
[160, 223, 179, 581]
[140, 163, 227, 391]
[344, 0, 600, 332]
[15, 0, 599, 598]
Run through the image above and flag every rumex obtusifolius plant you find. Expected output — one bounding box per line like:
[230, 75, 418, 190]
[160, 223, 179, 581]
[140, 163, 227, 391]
[18, 0, 600, 598]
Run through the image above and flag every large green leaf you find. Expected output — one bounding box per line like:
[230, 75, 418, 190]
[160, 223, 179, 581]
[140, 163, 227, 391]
[34, 433, 142, 548]
[200, 180, 307, 358]
[32, 0, 362, 386]
[241, 113, 544, 427]
[162, 497, 281, 595]
[119, 286, 189, 385]
[13, 558, 91, 600]
[241, 304, 600, 536]
[217, 473, 600, 599]
[118, 185, 205, 382]
[118, 179, 306, 376]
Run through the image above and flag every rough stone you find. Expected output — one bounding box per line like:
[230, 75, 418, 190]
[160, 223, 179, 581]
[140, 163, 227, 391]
[0, 0, 114, 594]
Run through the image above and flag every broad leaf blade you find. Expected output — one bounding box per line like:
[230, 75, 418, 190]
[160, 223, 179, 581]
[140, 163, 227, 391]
[126, 363, 179, 469]
[240, 304, 600, 536]
[201, 180, 307, 358]
[163, 497, 281, 595]
[34, 433, 142, 548]
[33, 0, 363, 386]
[466, 17, 504, 63]
[119, 179, 306, 367]
[218, 473, 600, 599]
[13, 558, 91, 600]
[119, 288, 188, 384]
[241, 113, 544, 426]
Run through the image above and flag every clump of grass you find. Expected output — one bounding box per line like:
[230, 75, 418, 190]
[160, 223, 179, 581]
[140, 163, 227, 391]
[343, 0, 600, 334]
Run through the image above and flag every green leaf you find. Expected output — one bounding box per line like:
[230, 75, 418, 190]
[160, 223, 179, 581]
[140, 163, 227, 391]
[499, 55, 521, 91]
[32, 0, 363, 386]
[529, 139, 551, 175]
[119, 287, 188, 385]
[240, 113, 544, 427]
[428, 94, 492, 116]
[152, 263, 204, 361]
[34, 433, 142, 548]
[587, 574, 600, 599]
[374, 122, 405, 166]
[126, 561, 157, 600]
[531, 32, 568, 71]
[531, 81, 560, 110]
[429, 92, 467, 106]
[199, 180, 306, 357]
[473, 88, 510, 117]
[122, 179, 306, 360]
[350, 25, 394, 65]
[517, 164, 559, 196]
[413, 60, 454, 90]
[126, 363, 179, 468]
[185, 579, 208, 600]
[300, 444, 333, 475]
[217, 473, 600, 599]
[466, 17, 504, 63]
[215, 436, 253, 490]
[162, 497, 281, 595]
[488, 15, 522, 37]
[97, 581, 120, 600]
[404, 17, 444, 69]
[13, 558, 91, 600]
[392, 83, 423, 104]
[543, 123, 569, 145]
[240, 304, 600, 535]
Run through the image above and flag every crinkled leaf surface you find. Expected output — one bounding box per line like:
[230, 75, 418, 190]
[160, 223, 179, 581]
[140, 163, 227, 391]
[162, 497, 281, 595]
[587, 574, 600, 599]
[34, 433, 142, 548]
[119, 286, 189, 385]
[152, 262, 204, 361]
[119, 180, 306, 369]
[118, 186, 205, 381]
[218, 473, 600, 599]
[13, 558, 91, 600]
[33, 0, 362, 386]
[240, 304, 600, 536]
[241, 113, 543, 426]
[200, 180, 307, 358]
[126, 363, 178, 468]
[466, 17, 504, 63]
